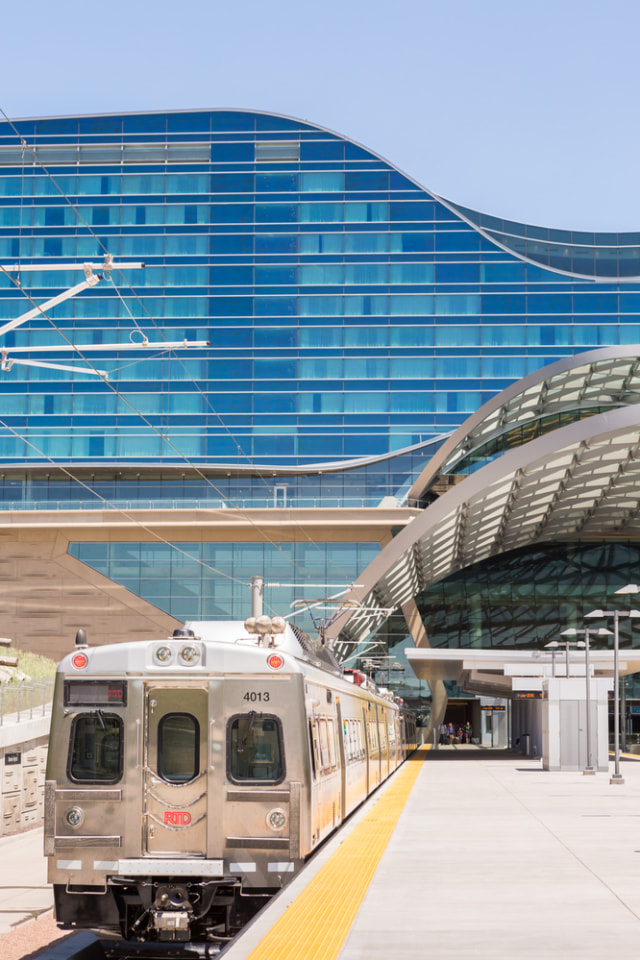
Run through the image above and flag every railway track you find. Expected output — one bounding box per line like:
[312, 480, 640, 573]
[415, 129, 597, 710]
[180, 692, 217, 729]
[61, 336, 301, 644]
[35, 933, 224, 960]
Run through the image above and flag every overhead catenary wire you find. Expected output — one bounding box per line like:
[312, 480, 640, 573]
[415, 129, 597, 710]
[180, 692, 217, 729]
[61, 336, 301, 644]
[0, 107, 356, 597]
[0, 413, 249, 589]
[0, 258, 342, 597]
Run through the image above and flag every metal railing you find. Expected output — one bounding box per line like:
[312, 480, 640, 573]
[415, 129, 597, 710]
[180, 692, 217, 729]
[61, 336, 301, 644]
[0, 678, 54, 726]
[0, 496, 412, 512]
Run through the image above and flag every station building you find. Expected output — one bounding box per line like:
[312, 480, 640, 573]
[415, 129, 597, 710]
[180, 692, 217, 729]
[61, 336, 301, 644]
[0, 109, 640, 724]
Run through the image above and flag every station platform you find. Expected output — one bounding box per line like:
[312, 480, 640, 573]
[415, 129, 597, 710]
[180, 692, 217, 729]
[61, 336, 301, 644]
[4, 747, 640, 958]
[0, 827, 52, 933]
[225, 745, 640, 960]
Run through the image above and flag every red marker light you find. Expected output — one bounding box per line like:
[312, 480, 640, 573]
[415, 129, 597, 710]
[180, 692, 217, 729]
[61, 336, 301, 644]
[267, 654, 283, 670]
[72, 653, 88, 670]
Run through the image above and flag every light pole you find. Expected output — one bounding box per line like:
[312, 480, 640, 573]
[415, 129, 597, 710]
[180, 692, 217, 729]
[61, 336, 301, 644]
[545, 637, 581, 678]
[588, 590, 640, 784]
[562, 627, 612, 775]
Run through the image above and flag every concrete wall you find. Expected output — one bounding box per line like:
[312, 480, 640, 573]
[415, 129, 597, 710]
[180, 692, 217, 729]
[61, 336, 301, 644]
[0, 716, 50, 835]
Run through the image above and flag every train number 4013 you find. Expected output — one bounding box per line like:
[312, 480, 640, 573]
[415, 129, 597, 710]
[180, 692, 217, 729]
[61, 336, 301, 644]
[243, 691, 270, 702]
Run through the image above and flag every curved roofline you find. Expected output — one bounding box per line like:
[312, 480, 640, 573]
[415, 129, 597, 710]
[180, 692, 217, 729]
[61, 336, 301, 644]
[438, 196, 640, 281]
[5, 108, 640, 279]
[329, 402, 640, 645]
[409, 345, 640, 501]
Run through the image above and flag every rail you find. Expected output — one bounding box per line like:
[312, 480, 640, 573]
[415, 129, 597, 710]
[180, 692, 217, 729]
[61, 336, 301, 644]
[0, 678, 54, 726]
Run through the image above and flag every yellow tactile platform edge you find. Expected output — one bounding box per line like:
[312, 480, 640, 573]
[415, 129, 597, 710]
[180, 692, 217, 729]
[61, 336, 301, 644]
[244, 746, 429, 960]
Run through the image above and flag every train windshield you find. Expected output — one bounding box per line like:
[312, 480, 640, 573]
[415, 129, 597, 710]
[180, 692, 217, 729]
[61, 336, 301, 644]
[227, 714, 284, 783]
[69, 713, 123, 783]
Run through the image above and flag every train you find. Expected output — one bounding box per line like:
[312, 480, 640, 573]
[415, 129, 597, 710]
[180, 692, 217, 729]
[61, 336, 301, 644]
[44, 615, 417, 950]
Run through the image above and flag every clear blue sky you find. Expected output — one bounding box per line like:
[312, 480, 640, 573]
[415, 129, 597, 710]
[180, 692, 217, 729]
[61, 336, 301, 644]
[2, 0, 639, 231]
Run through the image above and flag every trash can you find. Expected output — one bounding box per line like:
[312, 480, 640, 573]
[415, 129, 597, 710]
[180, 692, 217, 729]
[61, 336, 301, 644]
[521, 734, 530, 756]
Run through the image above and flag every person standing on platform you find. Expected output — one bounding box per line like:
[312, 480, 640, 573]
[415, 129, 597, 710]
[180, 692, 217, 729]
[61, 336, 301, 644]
[447, 721, 455, 743]
[439, 721, 447, 745]
[465, 721, 472, 743]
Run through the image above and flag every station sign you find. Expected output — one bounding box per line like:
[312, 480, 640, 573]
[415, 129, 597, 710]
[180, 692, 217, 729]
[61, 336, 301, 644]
[513, 691, 542, 700]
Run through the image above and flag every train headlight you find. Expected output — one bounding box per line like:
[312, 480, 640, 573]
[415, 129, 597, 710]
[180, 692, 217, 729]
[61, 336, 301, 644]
[154, 645, 174, 665]
[179, 645, 200, 666]
[266, 808, 287, 832]
[65, 806, 84, 828]
[71, 652, 88, 670]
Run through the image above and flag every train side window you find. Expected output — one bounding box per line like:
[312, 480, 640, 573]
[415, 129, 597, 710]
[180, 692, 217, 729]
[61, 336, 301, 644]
[327, 718, 338, 768]
[318, 718, 330, 773]
[309, 719, 319, 778]
[68, 713, 123, 783]
[227, 714, 284, 783]
[158, 713, 200, 783]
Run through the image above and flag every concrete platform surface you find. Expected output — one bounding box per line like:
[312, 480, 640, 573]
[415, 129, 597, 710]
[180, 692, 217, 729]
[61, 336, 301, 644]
[0, 827, 53, 933]
[229, 747, 640, 960]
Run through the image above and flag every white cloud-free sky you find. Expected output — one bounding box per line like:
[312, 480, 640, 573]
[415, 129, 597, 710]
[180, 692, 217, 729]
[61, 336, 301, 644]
[2, 0, 639, 231]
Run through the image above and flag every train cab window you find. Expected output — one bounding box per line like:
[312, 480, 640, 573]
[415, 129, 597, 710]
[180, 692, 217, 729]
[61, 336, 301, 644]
[158, 713, 200, 783]
[68, 713, 123, 783]
[227, 714, 284, 783]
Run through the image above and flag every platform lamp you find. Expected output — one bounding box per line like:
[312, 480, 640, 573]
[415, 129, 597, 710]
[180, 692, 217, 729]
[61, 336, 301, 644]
[562, 627, 613, 775]
[588, 588, 640, 784]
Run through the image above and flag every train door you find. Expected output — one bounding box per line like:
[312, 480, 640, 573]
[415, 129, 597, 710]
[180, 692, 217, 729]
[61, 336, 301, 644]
[143, 684, 208, 857]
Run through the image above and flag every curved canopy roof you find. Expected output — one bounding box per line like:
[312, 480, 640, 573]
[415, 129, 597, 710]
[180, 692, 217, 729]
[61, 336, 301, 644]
[329, 349, 640, 647]
[409, 346, 640, 502]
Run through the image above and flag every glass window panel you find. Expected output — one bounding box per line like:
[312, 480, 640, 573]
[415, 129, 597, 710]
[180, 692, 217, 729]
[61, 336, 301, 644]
[69, 715, 122, 783]
[300, 233, 343, 254]
[344, 392, 388, 412]
[390, 357, 434, 378]
[300, 203, 343, 222]
[345, 264, 388, 284]
[343, 295, 388, 315]
[121, 175, 165, 194]
[390, 392, 434, 412]
[158, 713, 199, 783]
[299, 358, 343, 378]
[255, 142, 299, 162]
[344, 358, 388, 378]
[481, 357, 526, 378]
[344, 327, 389, 347]
[299, 328, 342, 348]
[527, 326, 572, 346]
[301, 172, 344, 192]
[166, 174, 208, 193]
[390, 263, 435, 284]
[435, 326, 480, 347]
[256, 172, 298, 192]
[344, 233, 389, 253]
[300, 296, 343, 315]
[255, 204, 298, 223]
[435, 294, 480, 315]
[300, 264, 343, 285]
[390, 326, 434, 346]
[345, 202, 389, 222]
[255, 265, 298, 285]
[256, 234, 298, 254]
[481, 325, 525, 346]
[390, 295, 434, 315]
[435, 357, 481, 377]
[228, 715, 284, 782]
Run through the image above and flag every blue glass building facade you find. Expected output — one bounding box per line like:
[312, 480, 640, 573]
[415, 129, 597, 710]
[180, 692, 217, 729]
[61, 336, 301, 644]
[0, 109, 639, 686]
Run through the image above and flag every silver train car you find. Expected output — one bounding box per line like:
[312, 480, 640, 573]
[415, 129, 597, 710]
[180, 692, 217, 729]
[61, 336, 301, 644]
[44, 618, 416, 948]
